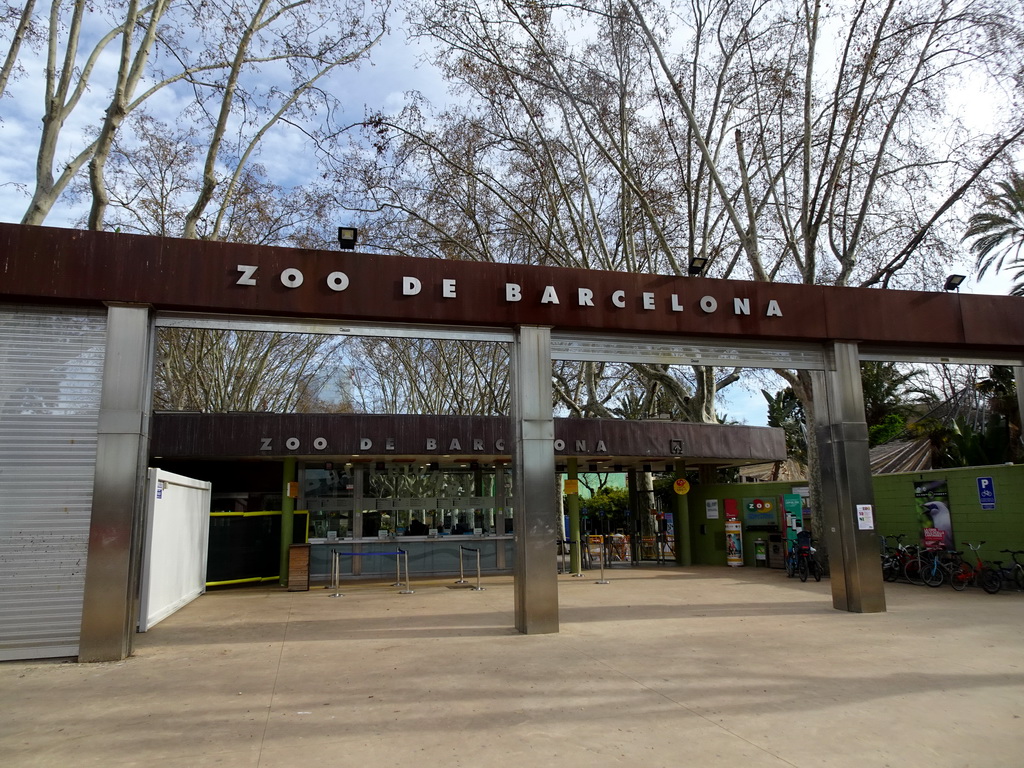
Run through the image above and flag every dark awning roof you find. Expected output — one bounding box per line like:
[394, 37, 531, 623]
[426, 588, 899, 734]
[151, 412, 787, 471]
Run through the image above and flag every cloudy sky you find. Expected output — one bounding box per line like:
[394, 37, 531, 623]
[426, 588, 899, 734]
[0, 7, 1015, 427]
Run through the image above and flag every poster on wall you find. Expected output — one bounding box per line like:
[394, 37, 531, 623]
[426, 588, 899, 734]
[706, 499, 720, 520]
[724, 498, 740, 521]
[913, 479, 954, 550]
[725, 520, 743, 566]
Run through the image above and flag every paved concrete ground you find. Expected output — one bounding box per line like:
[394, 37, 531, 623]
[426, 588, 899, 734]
[3, 565, 1023, 768]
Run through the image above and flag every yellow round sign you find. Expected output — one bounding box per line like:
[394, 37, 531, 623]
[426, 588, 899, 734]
[673, 478, 691, 495]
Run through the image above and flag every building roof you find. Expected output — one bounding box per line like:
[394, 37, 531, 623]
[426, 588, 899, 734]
[151, 412, 787, 471]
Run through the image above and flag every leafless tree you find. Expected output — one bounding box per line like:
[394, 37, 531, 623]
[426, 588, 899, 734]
[7, 0, 387, 229]
[0, 0, 37, 99]
[350, 338, 511, 415]
[327, 0, 1023, 538]
[154, 329, 348, 413]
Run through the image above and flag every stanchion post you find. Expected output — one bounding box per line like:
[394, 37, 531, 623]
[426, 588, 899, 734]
[399, 549, 414, 594]
[392, 548, 402, 586]
[472, 548, 485, 591]
[329, 550, 344, 597]
[455, 545, 467, 584]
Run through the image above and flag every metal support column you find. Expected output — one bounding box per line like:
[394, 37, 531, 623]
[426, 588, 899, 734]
[566, 458, 581, 574]
[79, 305, 155, 661]
[280, 457, 297, 587]
[1014, 367, 1024, 438]
[674, 465, 691, 566]
[511, 325, 558, 634]
[812, 341, 886, 613]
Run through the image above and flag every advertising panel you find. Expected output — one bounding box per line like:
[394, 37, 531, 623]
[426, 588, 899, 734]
[782, 493, 804, 551]
[743, 496, 777, 525]
[726, 520, 743, 567]
[913, 479, 954, 550]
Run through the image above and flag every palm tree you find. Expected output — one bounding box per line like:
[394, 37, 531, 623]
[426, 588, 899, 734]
[964, 174, 1024, 296]
[859, 362, 936, 446]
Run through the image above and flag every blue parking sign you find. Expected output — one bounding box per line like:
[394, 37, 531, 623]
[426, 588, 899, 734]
[977, 476, 996, 510]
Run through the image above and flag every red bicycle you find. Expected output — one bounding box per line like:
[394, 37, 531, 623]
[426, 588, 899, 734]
[947, 541, 1001, 593]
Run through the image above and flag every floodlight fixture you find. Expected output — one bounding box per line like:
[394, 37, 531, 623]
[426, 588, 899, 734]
[943, 274, 966, 292]
[688, 255, 708, 276]
[338, 226, 359, 250]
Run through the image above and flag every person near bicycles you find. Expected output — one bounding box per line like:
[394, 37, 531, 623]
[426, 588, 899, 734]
[794, 529, 822, 582]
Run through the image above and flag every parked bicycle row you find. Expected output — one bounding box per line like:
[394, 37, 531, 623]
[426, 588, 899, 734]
[879, 534, 1024, 593]
[785, 529, 823, 583]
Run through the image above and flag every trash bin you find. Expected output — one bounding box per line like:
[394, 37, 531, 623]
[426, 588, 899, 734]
[754, 538, 767, 567]
[767, 534, 786, 569]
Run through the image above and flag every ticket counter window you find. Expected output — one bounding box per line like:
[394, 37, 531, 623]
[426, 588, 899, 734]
[304, 466, 353, 501]
[304, 464, 356, 539]
[309, 511, 351, 539]
[300, 462, 508, 540]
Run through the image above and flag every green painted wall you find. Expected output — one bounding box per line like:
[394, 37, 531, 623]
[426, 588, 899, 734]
[872, 464, 1024, 556]
[680, 464, 1024, 566]
[685, 481, 806, 567]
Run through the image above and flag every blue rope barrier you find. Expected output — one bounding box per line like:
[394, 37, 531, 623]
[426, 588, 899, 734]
[328, 549, 412, 596]
[330, 551, 405, 556]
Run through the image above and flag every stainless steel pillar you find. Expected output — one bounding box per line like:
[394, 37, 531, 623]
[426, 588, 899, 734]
[79, 305, 155, 661]
[511, 325, 558, 634]
[811, 341, 886, 613]
[1015, 367, 1024, 435]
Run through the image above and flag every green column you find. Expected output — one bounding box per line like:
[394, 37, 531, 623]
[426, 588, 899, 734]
[675, 466, 692, 566]
[280, 457, 297, 587]
[566, 458, 581, 574]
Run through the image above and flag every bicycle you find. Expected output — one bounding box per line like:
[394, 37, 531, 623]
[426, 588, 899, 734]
[785, 545, 798, 578]
[947, 542, 1001, 593]
[796, 539, 822, 583]
[918, 547, 952, 588]
[880, 534, 921, 583]
[993, 549, 1024, 592]
[880, 534, 899, 581]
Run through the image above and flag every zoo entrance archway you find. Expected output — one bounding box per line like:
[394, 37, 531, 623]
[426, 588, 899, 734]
[2, 222, 1023, 662]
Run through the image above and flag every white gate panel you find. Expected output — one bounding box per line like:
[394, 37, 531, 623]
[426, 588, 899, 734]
[0, 305, 106, 660]
[138, 469, 211, 632]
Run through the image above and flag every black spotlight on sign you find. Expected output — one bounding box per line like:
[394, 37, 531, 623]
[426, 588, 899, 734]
[943, 274, 966, 292]
[338, 227, 359, 250]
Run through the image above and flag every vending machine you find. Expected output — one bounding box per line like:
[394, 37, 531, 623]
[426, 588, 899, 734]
[782, 493, 804, 552]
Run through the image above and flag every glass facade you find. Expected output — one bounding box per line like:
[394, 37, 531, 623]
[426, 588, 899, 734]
[301, 462, 511, 541]
[300, 461, 514, 580]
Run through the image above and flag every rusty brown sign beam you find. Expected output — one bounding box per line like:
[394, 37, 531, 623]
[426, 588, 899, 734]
[2, 223, 1021, 351]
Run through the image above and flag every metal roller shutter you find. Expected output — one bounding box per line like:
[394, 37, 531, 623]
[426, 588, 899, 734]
[0, 305, 106, 660]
